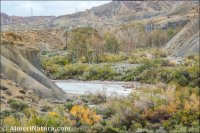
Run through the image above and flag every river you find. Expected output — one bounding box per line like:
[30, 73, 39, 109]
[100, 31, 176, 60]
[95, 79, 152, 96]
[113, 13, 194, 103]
[54, 80, 140, 96]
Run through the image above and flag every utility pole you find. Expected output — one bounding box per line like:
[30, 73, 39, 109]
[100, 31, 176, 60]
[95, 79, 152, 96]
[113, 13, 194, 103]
[31, 7, 33, 17]
[30, 7, 33, 29]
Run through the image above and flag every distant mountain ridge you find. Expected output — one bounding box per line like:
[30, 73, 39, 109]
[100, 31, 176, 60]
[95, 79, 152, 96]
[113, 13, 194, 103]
[1, 1, 198, 30]
[0, 12, 55, 25]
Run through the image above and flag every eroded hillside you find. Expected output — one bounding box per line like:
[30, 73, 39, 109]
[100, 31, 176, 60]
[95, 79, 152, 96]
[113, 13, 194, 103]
[1, 30, 67, 101]
[164, 17, 199, 56]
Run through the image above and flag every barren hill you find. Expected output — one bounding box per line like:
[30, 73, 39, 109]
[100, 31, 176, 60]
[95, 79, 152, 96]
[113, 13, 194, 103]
[1, 30, 66, 101]
[1, 1, 198, 30]
[0, 12, 54, 26]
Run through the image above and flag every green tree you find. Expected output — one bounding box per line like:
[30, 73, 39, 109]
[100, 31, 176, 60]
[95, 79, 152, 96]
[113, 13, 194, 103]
[103, 33, 119, 53]
[66, 27, 103, 63]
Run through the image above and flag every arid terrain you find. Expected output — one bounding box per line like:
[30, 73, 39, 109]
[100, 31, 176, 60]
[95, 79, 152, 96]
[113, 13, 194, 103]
[0, 1, 199, 132]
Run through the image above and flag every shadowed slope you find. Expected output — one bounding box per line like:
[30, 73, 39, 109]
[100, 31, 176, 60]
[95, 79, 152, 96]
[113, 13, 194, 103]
[164, 17, 199, 56]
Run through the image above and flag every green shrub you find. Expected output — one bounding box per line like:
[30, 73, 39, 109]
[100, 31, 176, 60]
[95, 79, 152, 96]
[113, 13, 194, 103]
[83, 65, 117, 80]
[46, 115, 62, 127]
[7, 99, 17, 104]
[41, 55, 70, 68]
[41, 51, 49, 55]
[0, 109, 16, 119]
[104, 126, 123, 133]
[122, 58, 163, 81]
[28, 115, 46, 126]
[65, 102, 74, 110]
[62, 64, 86, 79]
[121, 56, 199, 87]
[48, 64, 86, 80]
[167, 28, 177, 39]
[99, 53, 127, 63]
[7, 99, 28, 111]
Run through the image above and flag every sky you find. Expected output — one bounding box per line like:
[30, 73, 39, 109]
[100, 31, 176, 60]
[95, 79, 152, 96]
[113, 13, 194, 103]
[1, 1, 111, 17]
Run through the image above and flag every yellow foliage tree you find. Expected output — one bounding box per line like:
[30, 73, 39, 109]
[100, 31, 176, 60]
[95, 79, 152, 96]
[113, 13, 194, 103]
[70, 105, 101, 125]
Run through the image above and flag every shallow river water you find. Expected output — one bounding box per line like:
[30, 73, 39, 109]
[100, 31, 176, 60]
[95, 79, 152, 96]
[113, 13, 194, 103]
[55, 81, 139, 96]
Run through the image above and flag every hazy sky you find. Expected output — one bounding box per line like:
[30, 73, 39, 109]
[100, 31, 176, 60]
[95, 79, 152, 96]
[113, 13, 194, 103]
[1, 1, 111, 16]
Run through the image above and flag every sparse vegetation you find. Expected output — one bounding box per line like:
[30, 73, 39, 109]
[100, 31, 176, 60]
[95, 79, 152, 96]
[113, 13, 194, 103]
[7, 99, 28, 111]
[1, 1, 199, 132]
[40, 49, 199, 88]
